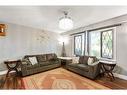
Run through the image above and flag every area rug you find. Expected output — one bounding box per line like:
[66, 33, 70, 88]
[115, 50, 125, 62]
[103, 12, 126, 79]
[21, 68, 110, 89]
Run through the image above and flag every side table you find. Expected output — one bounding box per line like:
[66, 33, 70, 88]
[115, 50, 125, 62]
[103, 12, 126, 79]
[99, 61, 116, 81]
[4, 59, 21, 78]
[58, 57, 72, 68]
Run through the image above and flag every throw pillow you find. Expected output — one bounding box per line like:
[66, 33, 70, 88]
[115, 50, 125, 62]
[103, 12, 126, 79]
[72, 57, 79, 64]
[22, 59, 31, 65]
[87, 57, 94, 65]
[28, 57, 38, 65]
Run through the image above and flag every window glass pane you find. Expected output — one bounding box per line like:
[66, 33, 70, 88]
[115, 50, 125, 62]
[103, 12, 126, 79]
[74, 35, 82, 55]
[89, 31, 101, 58]
[81, 33, 85, 55]
[102, 30, 113, 58]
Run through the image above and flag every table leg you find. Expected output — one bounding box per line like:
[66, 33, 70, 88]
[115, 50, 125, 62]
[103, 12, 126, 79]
[100, 63, 116, 81]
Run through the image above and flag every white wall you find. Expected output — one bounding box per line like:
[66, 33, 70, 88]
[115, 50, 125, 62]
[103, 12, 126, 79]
[0, 22, 61, 71]
[62, 14, 127, 76]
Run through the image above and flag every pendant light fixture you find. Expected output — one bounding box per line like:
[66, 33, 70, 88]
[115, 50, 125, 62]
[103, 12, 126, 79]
[59, 11, 73, 30]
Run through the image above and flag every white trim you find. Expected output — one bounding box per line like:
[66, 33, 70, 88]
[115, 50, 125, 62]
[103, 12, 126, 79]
[0, 70, 15, 75]
[114, 73, 127, 80]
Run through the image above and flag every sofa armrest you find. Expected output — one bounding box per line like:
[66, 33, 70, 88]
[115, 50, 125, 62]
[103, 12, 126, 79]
[21, 60, 32, 70]
[88, 63, 100, 74]
[57, 58, 61, 65]
[66, 59, 72, 64]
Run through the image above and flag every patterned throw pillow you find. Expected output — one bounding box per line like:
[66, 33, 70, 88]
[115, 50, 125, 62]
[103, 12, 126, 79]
[28, 57, 38, 65]
[72, 57, 79, 64]
[87, 57, 94, 65]
[87, 57, 99, 66]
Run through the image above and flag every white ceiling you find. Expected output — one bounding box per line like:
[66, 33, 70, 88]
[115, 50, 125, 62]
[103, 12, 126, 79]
[0, 6, 127, 33]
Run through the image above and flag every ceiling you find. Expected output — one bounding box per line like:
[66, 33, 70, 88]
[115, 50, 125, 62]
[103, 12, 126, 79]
[0, 6, 127, 33]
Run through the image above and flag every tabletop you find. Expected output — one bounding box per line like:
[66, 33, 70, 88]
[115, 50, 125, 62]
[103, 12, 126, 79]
[58, 57, 72, 60]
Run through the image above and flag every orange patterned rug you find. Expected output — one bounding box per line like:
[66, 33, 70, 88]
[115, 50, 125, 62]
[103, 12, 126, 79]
[21, 68, 110, 89]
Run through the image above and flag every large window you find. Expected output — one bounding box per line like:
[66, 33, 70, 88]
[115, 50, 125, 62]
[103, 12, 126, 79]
[73, 29, 114, 59]
[74, 33, 85, 56]
[101, 30, 113, 59]
[89, 29, 113, 59]
[89, 31, 101, 58]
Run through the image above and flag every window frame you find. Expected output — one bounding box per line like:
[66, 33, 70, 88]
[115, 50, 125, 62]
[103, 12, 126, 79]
[101, 29, 114, 59]
[88, 28, 114, 59]
[74, 35, 82, 56]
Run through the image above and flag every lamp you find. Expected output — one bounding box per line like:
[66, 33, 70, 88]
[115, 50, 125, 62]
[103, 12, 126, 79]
[59, 11, 73, 30]
[61, 42, 66, 57]
[58, 36, 69, 57]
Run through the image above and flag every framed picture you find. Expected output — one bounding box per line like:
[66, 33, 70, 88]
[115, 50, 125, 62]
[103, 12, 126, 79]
[0, 24, 6, 36]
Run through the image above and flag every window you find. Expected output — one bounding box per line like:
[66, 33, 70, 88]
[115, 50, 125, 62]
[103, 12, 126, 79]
[74, 35, 82, 56]
[74, 33, 85, 56]
[89, 29, 113, 59]
[101, 30, 113, 59]
[89, 31, 101, 58]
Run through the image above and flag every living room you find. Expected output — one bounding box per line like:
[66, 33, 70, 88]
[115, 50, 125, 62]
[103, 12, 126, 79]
[0, 1, 127, 94]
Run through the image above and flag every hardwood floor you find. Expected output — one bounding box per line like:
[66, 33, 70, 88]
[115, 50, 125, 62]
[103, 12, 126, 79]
[0, 71, 127, 89]
[0, 73, 24, 89]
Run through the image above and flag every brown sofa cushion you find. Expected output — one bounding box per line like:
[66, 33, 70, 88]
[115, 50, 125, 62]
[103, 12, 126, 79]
[77, 64, 89, 72]
[39, 62, 52, 66]
[46, 53, 57, 61]
[79, 56, 89, 65]
[26, 64, 39, 70]
[37, 54, 47, 62]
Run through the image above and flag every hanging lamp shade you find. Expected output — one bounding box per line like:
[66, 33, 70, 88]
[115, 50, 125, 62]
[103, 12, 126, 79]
[59, 11, 73, 30]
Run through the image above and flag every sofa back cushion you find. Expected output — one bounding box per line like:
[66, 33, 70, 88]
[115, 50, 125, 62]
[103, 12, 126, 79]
[24, 53, 57, 63]
[37, 54, 47, 62]
[79, 56, 97, 65]
[46, 53, 57, 61]
[79, 56, 89, 65]
[24, 55, 39, 65]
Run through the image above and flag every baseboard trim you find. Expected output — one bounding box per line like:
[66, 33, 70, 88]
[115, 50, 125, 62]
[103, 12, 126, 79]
[114, 73, 127, 80]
